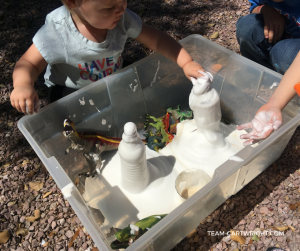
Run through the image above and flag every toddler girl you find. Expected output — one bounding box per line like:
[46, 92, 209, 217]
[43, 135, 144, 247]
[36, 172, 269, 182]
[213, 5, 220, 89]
[11, 0, 205, 115]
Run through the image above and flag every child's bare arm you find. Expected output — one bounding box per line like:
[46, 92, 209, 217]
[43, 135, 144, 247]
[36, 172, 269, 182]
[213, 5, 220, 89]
[237, 51, 300, 145]
[135, 23, 204, 80]
[11, 44, 48, 114]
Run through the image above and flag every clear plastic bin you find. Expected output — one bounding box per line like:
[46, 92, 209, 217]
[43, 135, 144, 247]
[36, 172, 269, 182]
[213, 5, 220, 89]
[18, 35, 300, 251]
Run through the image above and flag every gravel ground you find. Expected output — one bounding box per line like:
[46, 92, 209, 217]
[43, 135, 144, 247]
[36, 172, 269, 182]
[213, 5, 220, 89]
[1, 0, 300, 251]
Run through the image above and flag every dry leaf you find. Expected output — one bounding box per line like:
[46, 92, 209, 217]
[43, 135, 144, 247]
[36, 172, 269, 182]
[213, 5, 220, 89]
[7, 201, 16, 207]
[47, 231, 56, 237]
[75, 178, 79, 186]
[273, 226, 289, 231]
[289, 202, 300, 210]
[187, 229, 197, 238]
[27, 170, 35, 178]
[25, 149, 31, 153]
[7, 122, 13, 127]
[24, 184, 28, 191]
[25, 210, 40, 222]
[68, 228, 81, 248]
[22, 160, 29, 166]
[15, 227, 29, 236]
[43, 191, 52, 199]
[289, 226, 296, 232]
[43, 242, 49, 247]
[249, 239, 253, 244]
[91, 248, 99, 251]
[0, 230, 11, 244]
[210, 64, 222, 73]
[3, 163, 11, 168]
[29, 181, 44, 192]
[230, 229, 246, 244]
[210, 31, 219, 39]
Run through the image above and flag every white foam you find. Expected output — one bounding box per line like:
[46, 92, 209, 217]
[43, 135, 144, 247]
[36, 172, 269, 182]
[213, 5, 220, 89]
[130, 224, 139, 234]
[229, 156, 244, 162]
[79, 97, 85, 105]
[150, 61, 160, 86]
[270, 82, 278, 89]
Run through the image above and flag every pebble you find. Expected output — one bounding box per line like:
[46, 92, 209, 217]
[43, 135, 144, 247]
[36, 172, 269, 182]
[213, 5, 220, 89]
[65, 230, 74, 239]
[286, 219, 293, 226]
[48, 216, 55, 224]
[20, 216, 26, 223]
[59, 219, 65, 225]
[260, 207, 269, 215]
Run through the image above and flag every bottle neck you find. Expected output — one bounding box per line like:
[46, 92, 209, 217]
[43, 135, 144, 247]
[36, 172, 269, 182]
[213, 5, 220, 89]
[122, 131, 140, 143]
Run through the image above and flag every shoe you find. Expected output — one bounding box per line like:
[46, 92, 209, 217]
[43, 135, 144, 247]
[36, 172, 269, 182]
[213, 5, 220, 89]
[265, 247, 287, 251]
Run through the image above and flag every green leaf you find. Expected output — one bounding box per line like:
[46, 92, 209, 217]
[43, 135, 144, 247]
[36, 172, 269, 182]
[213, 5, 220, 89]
[252, 234, 259, 241]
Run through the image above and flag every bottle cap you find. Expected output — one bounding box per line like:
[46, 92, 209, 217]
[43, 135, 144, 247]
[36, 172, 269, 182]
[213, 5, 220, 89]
[124, 122, 136, 136]
[122, 122, 139, 143]
[294, 82, 300, 96]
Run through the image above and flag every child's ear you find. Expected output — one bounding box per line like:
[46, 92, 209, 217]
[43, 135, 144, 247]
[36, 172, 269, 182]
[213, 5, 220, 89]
[63, 0, 77, 9]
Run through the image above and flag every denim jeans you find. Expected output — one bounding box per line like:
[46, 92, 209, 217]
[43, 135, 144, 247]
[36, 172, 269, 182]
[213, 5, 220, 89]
[236, 14, 300, 75]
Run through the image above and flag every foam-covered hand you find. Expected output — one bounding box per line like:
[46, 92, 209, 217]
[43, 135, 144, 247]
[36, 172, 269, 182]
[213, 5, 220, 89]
[183, 61, 205, 80]
[190, 71, 213, 95]
[237, 104, 283, 146]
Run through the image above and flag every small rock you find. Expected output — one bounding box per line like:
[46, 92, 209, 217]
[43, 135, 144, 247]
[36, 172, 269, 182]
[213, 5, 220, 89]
[268, 217, 275, 224]
[48, 216, 55, 224]
[223, 235, 231, 242]
[256, 189, 263, 198]
[248, 222, 256, 231]
[65, 230, 74, 239]
[264, 238, 272, 246]
[59, 219, 65, 225]
[183, 244, 190, 250]
[260, 207, 269, 215]
[31, 239, 38, 248]
[286, 219, 293, 226]
[238, 219, 245, 225]
[20, 216, 26, 223]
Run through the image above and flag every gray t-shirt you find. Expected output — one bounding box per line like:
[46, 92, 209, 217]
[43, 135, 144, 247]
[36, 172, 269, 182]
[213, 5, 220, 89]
[33, 6, 142, 89]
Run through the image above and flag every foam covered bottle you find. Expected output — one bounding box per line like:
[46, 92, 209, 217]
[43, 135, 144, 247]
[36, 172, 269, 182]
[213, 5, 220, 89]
[119, 122, 149, 194]
[189, 71, 226, 147]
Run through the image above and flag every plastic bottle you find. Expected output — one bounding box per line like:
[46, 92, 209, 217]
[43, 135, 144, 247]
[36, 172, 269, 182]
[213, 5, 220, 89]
[119, 122, 149, 194]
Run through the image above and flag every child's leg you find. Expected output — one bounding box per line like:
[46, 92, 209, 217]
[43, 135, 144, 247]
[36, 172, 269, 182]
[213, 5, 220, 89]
[269, 38, 300, 74]
[236, 14, 274, 69]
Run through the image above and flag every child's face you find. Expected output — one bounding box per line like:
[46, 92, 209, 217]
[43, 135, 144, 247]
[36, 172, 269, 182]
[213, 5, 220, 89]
[76, 0, 127, 30]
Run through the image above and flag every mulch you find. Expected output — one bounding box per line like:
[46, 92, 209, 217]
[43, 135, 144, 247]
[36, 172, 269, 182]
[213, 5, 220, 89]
[1, 0, 299, 251]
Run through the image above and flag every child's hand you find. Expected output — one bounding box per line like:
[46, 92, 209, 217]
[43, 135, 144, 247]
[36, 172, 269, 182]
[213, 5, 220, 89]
[182, 61, 205, 80]
[10, 86, 39, 115]
[261, 5, 285, 43]
[237, 104, 282, 146]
